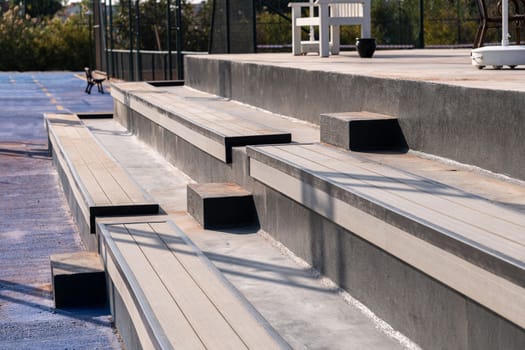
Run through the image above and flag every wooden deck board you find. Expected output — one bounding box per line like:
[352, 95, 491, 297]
[109, 224, 206, 349]
[46, 114, 158, 232]
[100, 219, 286, 350]
[148, 93, 286, 137]
[150, 221, 285, 350]
[260, 145, 525, 263]
[285, 144, 525, 239]
[48, 114, 152, 207]
[126, 223, 249, 350]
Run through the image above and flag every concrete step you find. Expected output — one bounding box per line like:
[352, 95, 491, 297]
[50, 251, 106, 308]
[45, 113, 159, 250]
[320, 111, 408, 151]
[187, 183, 257, 229]
[247, 142, 525, 348]
[111, 84, 293, 163]
[83, 118, 412, 350]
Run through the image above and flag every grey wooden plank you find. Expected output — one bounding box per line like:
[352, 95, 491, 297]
[292, 144, 525, 237]
[109, 224, 206, 349]
[69, 138, 133, 205]
[260, 145, 525, 263]
[51, 116, 150, 206]
[126, 223, 249, 350]
[145, 92, 288, 138]
[150, 221, 287, 350]
[152, 94, 272, 136]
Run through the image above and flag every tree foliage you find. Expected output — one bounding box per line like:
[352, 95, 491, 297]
[24, 0, 63, 17]
[112, 0, 211, 52]
[0, 5, 90, 70]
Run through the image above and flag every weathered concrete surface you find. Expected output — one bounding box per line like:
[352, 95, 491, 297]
[107, 88, 525, 349]
[0, 72, 120, 349]
[83, 117, 415, 350]
[185, 50, 525, 181]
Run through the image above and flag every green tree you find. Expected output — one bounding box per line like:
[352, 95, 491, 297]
[112, 0, 211, 52]
[25, 0, 63, 17]
[0, 5, 90, 70]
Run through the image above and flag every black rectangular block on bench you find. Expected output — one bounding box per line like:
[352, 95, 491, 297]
[187, 183, 257, 229]
[320, 111, 408, 151]
[50, 252, 107, 308]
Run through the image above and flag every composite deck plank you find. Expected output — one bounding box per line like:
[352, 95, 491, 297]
[68, 138, 133, 205]
[150, 221, 285, 350]
[70, 163, 112, 205]
[67, 126, 148, 204]
[126, 223, 249, 350]
[53, 118, 147, 206]
[49, 124, 112, 205]
[292, 145, 525, 241]
[299, 144, 525, 234]
[84, 162, 134, 205]
[260, 145, 525, 263]
[67, 126, 144, 205]
[104, 165, 151, 204]
[109, 224, 206, 350]
[153, 95, 260, 136]
[150, 94, 283, 137]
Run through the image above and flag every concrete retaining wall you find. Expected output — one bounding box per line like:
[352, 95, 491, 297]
[113, 100, 525, 349]
[185, 56, 525, 181]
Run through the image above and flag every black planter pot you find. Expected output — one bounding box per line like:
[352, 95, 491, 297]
[356, 38, 376, 58]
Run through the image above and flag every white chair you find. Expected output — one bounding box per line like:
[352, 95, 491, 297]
[289, 0, 371, 57]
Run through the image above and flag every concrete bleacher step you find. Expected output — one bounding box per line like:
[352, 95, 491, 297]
[247, 142, 525, 346]
[321, 111, 408, 151]
[111, 84, 293, 163]
[50, 251, 106, 308]
[187, 183, 257, 229]
[97, 216, 289, 350]
[45, 113, 159, 250]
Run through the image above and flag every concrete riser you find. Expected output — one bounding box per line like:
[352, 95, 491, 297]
[114, 101, 525, 350]
[50, 145, 98, 252]
[108, 281, 144, 350]
[260, 184, 525, 350]
[185, 57, 525, 181]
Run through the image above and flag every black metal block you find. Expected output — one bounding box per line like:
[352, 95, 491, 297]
[320, 112, 408, 151]
[187, 183, 257, 229]
[50, 252, 107, 308]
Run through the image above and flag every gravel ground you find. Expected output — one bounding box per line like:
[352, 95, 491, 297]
[0, 72, 121, 349]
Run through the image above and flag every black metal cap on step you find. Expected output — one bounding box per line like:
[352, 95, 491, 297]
[320, 112, 408, 152]
[50, 252, 107, 309]
[187, 183, 258, 229]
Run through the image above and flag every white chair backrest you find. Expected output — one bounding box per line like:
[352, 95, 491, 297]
[330, 3, 363, 17]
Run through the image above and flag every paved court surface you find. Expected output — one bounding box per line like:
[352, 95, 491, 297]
[0, 72, 120, 349]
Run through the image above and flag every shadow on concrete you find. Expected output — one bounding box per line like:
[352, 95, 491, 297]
[0, 279, 111, 327]
[109, 224, 339, 295]
[0, 147, 50, 159]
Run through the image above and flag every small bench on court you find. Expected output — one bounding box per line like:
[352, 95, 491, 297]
[112, 85, 292, 163]
[45, 113, 159, 249]
[84, 67, 105, 94]
[247, 142, 525, 330]
[97, 216, 289, 350]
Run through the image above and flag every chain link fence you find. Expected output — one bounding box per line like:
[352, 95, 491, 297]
[95, 0, 520, 80]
